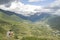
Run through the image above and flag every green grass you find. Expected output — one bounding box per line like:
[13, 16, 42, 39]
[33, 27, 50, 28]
[21, 36, 60, 40]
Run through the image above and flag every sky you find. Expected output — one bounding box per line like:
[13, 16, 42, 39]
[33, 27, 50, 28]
[0, 0, 60, 16]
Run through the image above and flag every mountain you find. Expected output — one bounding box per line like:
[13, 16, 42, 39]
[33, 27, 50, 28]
[28, 12, 51, 22]
[0, 9, 27, 22]
[0, 9, 52, 22]
[1, 9, 60, 31]
[0, 9, 60, 40]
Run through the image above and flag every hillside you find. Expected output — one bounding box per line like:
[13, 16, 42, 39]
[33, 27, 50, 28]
[0, 9, 60, 40]
[46, 15, 60, 31]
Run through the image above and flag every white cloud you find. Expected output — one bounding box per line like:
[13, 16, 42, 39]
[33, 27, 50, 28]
[11, 0, 60, 16]
[9, 1, 43, 15]
[0, 0, 60, 16]
[48, 0, 60, 8]
[44, 0, 60, 15]
[28, 0, 45, 2]
[0, 0, 52, 16]
[0, 1, 43, 16]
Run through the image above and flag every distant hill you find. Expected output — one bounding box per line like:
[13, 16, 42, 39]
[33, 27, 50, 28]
[46, 15, 60, 31]
[0, 9, 52, 22]
[0, 9, 26, 22]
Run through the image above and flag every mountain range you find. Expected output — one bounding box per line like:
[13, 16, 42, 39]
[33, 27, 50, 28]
[0, 9, 52, 22]
[0, 9, 60, 30]
[0, 9, 60, 40]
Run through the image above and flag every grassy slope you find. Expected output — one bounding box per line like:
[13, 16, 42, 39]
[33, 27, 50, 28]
[0, 12, 60, 40]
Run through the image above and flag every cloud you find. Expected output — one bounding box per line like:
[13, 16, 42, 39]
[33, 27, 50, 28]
[0, 0, 15, 5]
[28, 0, 45, 2]
[0, 0, 43, 16]
[0, 0, 60, 16]
[50, 0, 60, 7]
[46, 0, 60, 9]
[0, 0, 54, 16]
[0, 0, 16, 8]
[42, 0, 60, 15]
[9, 2, 42, 16]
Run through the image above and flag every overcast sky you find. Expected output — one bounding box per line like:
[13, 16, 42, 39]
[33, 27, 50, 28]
[0, 0, 60, 16]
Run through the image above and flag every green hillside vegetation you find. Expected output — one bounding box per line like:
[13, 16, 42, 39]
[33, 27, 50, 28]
[0, 12, 60, 40]
[47, 15, 60, 31]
